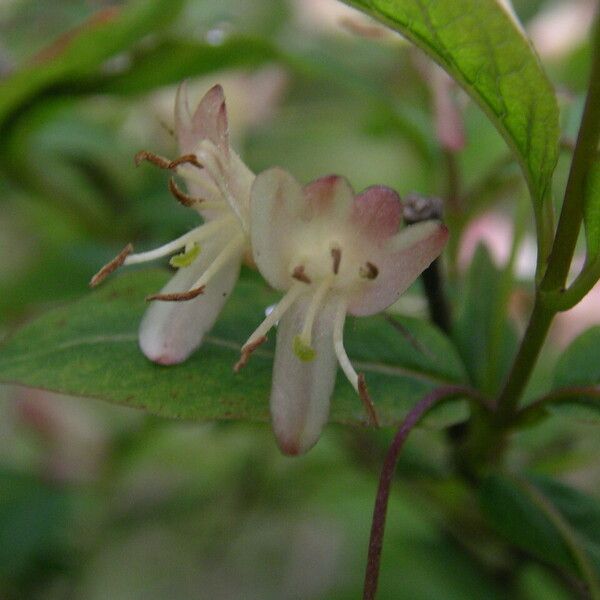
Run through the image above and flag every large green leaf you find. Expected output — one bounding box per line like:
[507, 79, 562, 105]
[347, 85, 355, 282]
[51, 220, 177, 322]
[0, 270, 467, 427]
[480, 473, 600, 594]
[342, 0, 559, 205]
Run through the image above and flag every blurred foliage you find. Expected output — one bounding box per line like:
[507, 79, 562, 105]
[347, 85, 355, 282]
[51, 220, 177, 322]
[0, 0, 599, 598]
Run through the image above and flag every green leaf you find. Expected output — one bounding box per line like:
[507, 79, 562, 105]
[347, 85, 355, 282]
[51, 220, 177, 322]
[0, 0, 185, 129]
[480, 473, 600, 594]
[342, 0, 559, 204]
[87, 38, 279, 96]
[453, 245, 518, 395]
[0, 270, 467, 428]
[584, 161, 600, 259]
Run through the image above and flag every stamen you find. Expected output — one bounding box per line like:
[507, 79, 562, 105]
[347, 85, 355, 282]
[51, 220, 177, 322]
[146, 286, 205, 302]
[357, 374, 380, 427]
[296, 275, 333, 353]
[168, 154, 203, 170]
[234, 335, 267, 372]
[134, 150, 203, 171]
[186, 234, 245, 294]
[332, 298, 358, 390]
[331, 246, 342, 274]
[134, 150, 172, 169]
[292, 265, 312, 284]
[359, 261, 379, 279]
[90, 243, 133, 287]
[168, 177, 204, 207]
[123, 217, 234, 266]
[240, 283, 305, 362]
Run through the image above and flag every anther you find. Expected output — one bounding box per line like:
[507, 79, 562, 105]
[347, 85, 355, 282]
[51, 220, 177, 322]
[359, 261, 379, 279]
[234, 336, 267, 372]
[291, 265, 312, 284]
[168, 154, 203, 170]
[134, 150, 172, 169]
[146, 286, 205, 302]
[331, 247, 342, 274]
[134, 150, 203, 171]
[90, 243, 133, 287]
[168, 177, 205, 207]
[357, 373, 380, 427]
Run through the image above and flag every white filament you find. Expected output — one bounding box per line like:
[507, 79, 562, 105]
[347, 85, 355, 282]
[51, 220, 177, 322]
[242, 283, 305, 349]
[333, 297, 358, 391]
[123, 216, 235, 266]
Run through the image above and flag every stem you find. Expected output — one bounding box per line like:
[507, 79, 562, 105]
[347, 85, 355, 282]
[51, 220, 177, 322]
[543, 255, 600, 311]
[362, 385, 475, 600]
[495, 297, 554, 421]
[495, 15, 600, 419]
[516, 386, 600, 426]
[541, 17, 600, 292]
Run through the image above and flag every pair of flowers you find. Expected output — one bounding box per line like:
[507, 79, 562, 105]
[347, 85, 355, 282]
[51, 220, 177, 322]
[91, 84, 448, 455]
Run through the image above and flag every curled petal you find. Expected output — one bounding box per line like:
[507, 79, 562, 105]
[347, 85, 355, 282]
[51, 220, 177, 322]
[175, 82, 228, 156]
[270, 296, 338, 455]
[250, 167, 305, 290]
[139, 239, 241, 364]
[347, 221, 449, 316]
[351, 185, 403, 241]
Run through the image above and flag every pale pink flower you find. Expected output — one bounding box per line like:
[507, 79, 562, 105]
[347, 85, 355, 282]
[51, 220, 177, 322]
[91, 84, 253, 365]
[238, 169, 448, 455]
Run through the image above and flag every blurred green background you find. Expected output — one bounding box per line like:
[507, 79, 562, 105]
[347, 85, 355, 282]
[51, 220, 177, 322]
[1, 0, 599, 598]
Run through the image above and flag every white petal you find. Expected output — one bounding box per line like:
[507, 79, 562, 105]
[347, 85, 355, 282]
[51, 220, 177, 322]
[139, 238, 242, 365]
[250, 167, 305, 290]
[270, 295, 338, 455]
[347, 221, 448, 316]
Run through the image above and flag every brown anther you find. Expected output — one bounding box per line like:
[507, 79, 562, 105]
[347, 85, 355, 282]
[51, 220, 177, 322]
[168, 153, 203, 170]
[89, 243, 133, 287]
[168, 177, 204, 207]
[359, 261, 379, 279]
[291, 265, 312, 284]
[234, 336, 267, 372]
[331, 247, 342, 274]
[134, 151, 203, 171]
[134, 150, 172, 169]
[146, 286, 205, 302]
[357, 373, 380, 427]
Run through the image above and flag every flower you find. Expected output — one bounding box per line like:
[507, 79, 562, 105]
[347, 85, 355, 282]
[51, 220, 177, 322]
[90, 83, 254, 365]
[237, 168, 449, 455]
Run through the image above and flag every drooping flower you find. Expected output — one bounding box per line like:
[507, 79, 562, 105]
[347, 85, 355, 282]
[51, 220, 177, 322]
[91, 83, 253, 365]
[237, 169, 448, 455]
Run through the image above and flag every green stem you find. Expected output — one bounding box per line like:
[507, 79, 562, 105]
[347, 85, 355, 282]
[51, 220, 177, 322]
[495, 297, 554, 422]
[543, 255, 600, 311]
[495, 15, 600, 420]
[541, 18, 600, 292]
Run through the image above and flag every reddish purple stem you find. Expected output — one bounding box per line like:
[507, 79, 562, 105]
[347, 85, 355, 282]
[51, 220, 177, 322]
[362, 385, 473, 600]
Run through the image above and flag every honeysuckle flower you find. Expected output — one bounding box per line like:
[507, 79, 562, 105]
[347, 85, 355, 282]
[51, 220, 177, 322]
[237, 168, 449, 455]
[91, 83, 253, 365]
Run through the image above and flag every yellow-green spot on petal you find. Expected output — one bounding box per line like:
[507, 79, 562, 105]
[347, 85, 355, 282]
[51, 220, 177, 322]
[169, 243, 201, 268]
[293, 335, 316, 362]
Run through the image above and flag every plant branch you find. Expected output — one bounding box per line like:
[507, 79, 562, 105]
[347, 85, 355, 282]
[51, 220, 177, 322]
[362, 385, 476, 600]
[495, 15, 600, 420]
[541, 17, 600, 292]
[543, 255, 600, 311]
[515, 386, 600, 425]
